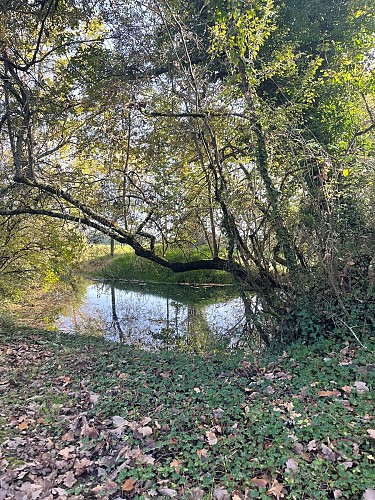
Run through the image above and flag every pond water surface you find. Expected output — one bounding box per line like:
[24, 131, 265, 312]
[56, 280, 245, 351]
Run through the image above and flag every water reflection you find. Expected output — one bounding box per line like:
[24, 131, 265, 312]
[56, 281, 245, 352]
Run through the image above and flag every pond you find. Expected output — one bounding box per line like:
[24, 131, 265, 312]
[56, 280, 245, 352]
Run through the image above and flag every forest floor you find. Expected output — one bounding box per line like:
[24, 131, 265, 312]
[0, 325, 374, 500]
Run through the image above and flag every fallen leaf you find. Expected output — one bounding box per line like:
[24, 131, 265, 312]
[160, 371, 170, 378]
[367, 430, 375, 440]
[364, 490, 375, 500]
[89, 393, 100, 404]
[318, 390, 340, 397]
[206, 430, 218, 446]
[20, 482, 43, 498]
[58, 445, 75, 459]
[293, 443, 303, 455]
[92, 479, 118, 496]
[285, 457, 298, 473]
[52, 488, 68, 497]
[214, 486, 229, 500]
[250, 477, 268, 488]
[197, 448, 208, 460]
[170, 458, 180, 472]
[333, 490, 343, 498]
[122, 478, 136, 492]
[212, 408, 225, 420]
[321, 443, 336, 462]
[118, 372, 128, 381]
[62, 430, 75, 442]
[188, 488, 205, 499]
[341, 385, 352, 393]
[193, 387, 201, 393]
[158, 487, 178, 497]
[63, 470, 77, 488]
[81, 416, 99, 439]
[354, 381, 369, 394]
[342, 461, 353, 469]
[307, 439, 317, 451]
[18, 421, 28, 431]
[135, 425, 153, 438]
[112, 416, 127, 436]
[140, 454, 155, 465]
[74, 457, 93, 475]
[266, 480, 284, 499]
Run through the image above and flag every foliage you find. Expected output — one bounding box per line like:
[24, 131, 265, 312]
[0, 215, 85, 297]
[0, 0, 374, 344]
[0, 325, 374, 498]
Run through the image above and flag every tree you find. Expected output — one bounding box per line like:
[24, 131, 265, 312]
[1, 0, 374, 344]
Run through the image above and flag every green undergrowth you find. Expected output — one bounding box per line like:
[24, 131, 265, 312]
[83, 244, 233, 284]
[0, 323, 374, 499]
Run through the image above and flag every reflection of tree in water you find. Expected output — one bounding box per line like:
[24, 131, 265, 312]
[70, 308, 106, 337]
[110, 284, 124, 341]
[57, 280, 242, 351]
[155, 302, 230, 353]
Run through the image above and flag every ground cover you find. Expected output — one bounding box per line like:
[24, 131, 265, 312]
[0, 324, 374, 499]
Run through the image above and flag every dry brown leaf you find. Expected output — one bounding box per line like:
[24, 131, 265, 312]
[285, 457, 298, 473]
[188, 488, 205, 499]
[170, 458, 181, 472]
[197, 448, 208, 460]
[61, 431, 75, 442]
[92, 479, 118, 496]
[307, 439, 317, 451]
[135, 426, 153, 438]
[206, 430, 218, 446]
[122, 478, 136, 492]
[63, 470, 77, 488]
[118, 373, 128, 381]
[89, 393, 100, 404]
[250, 477, 268, 488]
[367, 429, 375, 440]
[321, 443, 336, 462]
[139, 454, 155, 465]
[58, 445, 75, 459]
[20, 482, 43, 497]
[18, 421, 28, 431]
[74, 457, 93, 475]
[318, 390, 340, 397]
[354, 381, 369, 394]
[266, 479, 284, 499]
[159, 487, 178, 497]
[213, 486, 229, 500]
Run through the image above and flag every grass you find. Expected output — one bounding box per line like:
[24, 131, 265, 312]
[0, 320, 374, 499]
[80, 243, 233, 285]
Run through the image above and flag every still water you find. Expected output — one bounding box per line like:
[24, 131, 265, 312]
[56, 280, 245, 351]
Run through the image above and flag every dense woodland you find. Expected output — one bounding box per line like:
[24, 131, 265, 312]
[1, 0, 374, 345]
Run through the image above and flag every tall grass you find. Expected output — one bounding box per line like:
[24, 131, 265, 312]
[84, 244, 233, 284]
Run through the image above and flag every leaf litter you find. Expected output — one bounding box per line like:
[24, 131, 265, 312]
[0, 327, 373, 499]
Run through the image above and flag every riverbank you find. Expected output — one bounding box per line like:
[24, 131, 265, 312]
[0, 322, 373, 499]
[81, 244, 233, 285]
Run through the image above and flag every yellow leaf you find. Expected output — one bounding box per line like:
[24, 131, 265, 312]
[342, 169, 349, 177]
